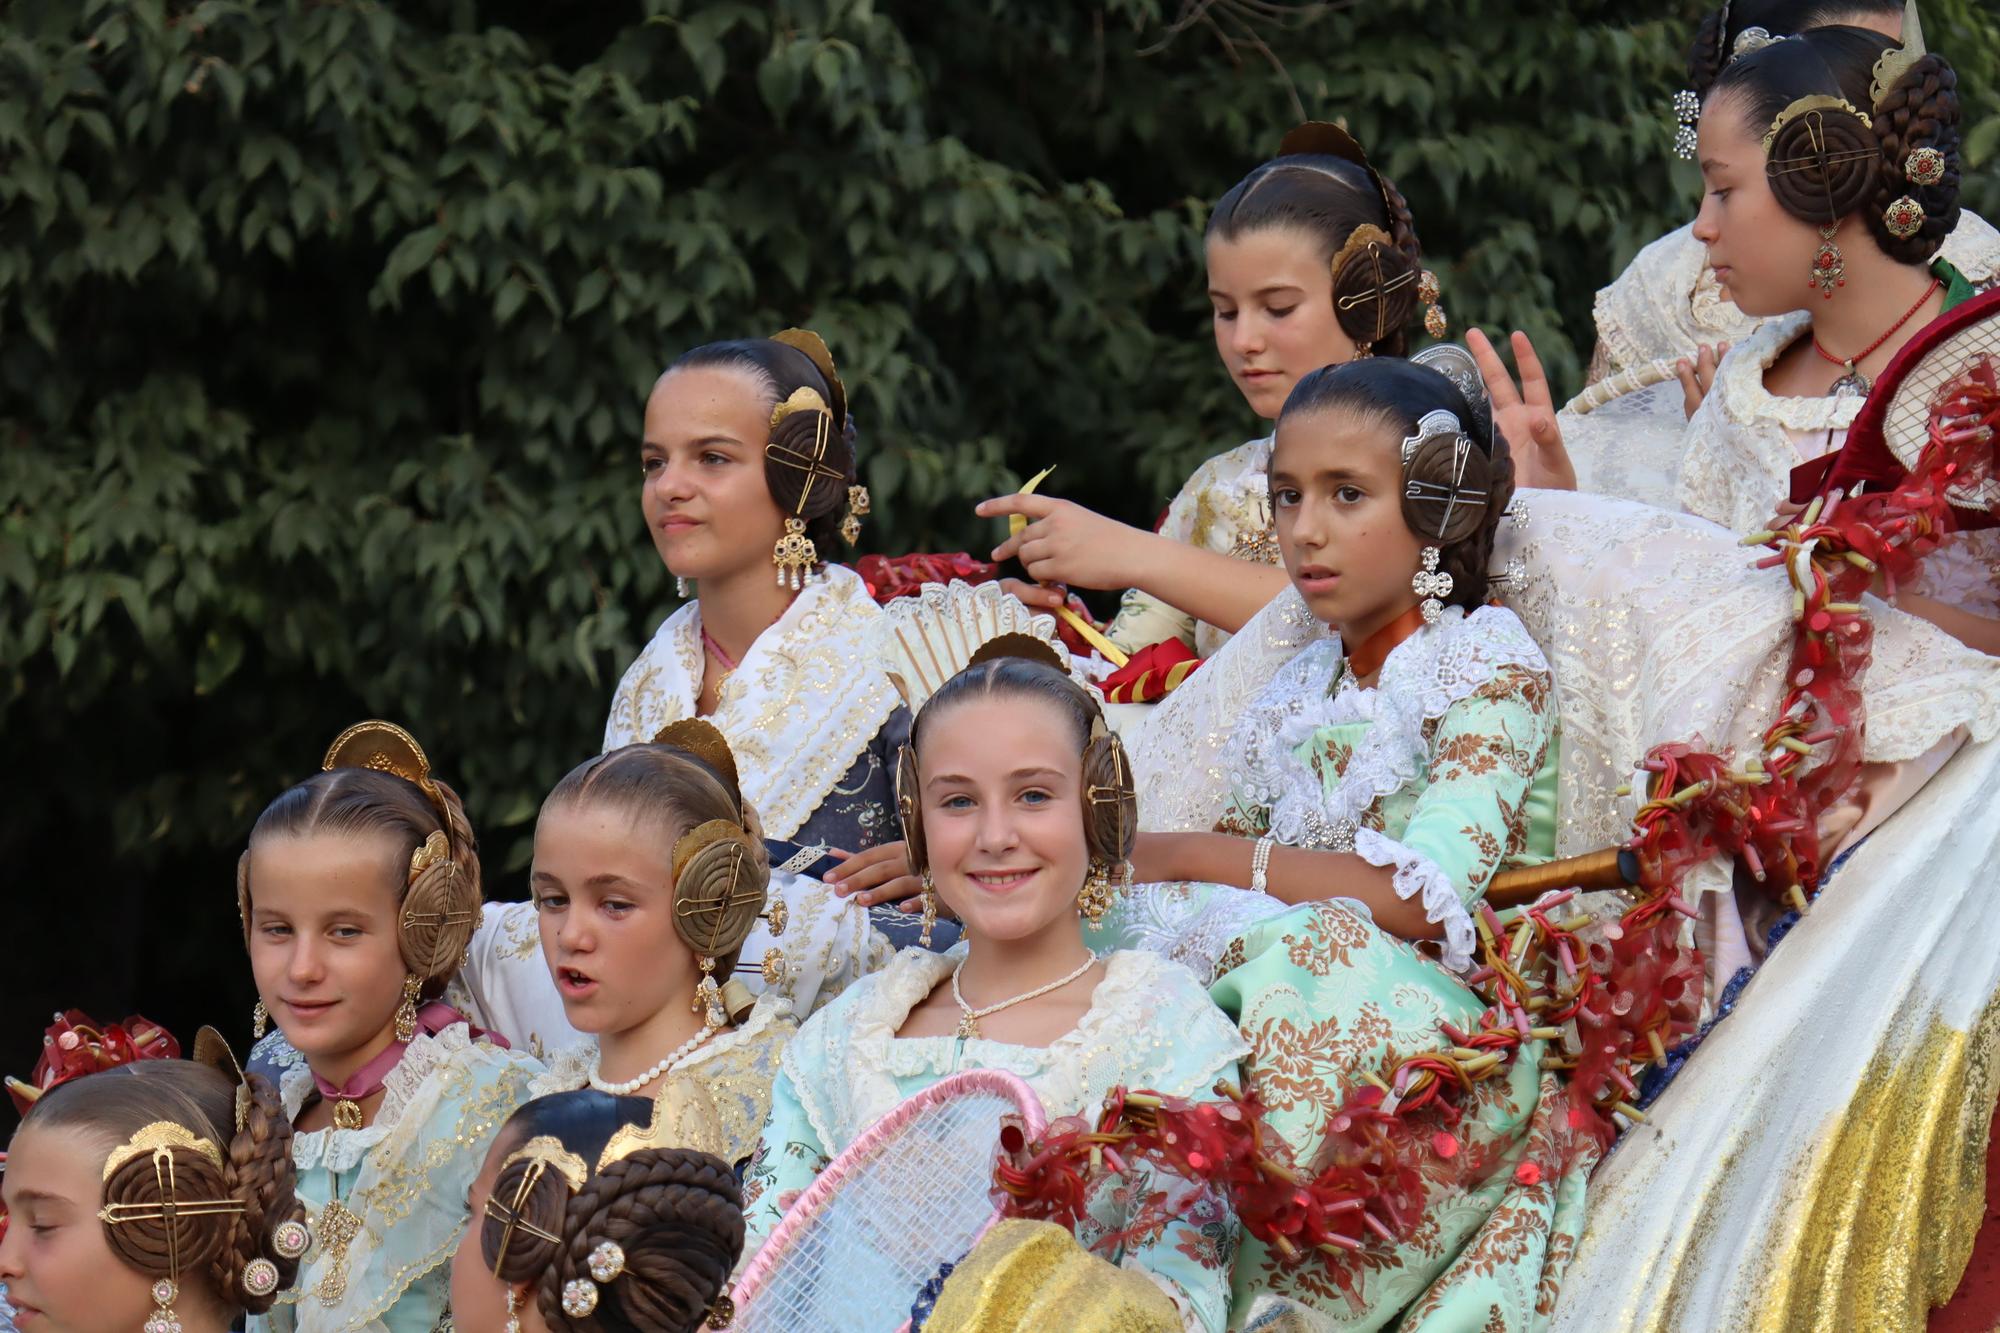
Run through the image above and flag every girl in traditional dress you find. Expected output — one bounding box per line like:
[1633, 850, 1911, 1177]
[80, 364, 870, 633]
[448, 1089, 743, 1333]
[978, 124, 1447, 668]
[241, 721, 542, 1332]
[520, 723, 801, 1168]
[1101, 356, 1588, 1328]
[0, 1057, 306, 1333]
[742, 650, 1248, 1331]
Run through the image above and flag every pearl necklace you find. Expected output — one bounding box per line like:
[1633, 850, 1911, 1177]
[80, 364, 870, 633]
[587, 1028, 714, 1095]
[950, 951, 1099, 1040]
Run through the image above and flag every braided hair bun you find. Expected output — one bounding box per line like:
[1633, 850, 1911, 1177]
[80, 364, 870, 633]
[1867, 52, 1960, 262]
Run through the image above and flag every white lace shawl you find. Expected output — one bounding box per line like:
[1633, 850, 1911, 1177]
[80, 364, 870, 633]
[263, 1025, 541, 1330]
[781, 947, 1248, 1154]
[602, 563, 898, 841]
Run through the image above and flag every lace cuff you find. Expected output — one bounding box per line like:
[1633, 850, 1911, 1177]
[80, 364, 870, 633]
[1353, 826, 1476, 972]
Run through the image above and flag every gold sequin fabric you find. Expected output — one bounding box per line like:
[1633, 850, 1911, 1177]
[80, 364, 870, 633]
[921, 1219, 1182, 1332]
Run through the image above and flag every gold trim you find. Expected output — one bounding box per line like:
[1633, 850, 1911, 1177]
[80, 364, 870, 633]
[101, 1121, 224, 1180]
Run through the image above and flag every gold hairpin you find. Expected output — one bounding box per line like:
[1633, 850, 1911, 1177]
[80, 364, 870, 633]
[1870, 0, 1926, 108]
[322, 719, 451, 829]
[487, 1137, 588, 1274]
[101, 1122, 224, 1181]
[597, 1079, 730, 1168]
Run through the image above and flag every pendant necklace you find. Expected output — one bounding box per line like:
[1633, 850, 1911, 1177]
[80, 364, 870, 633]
[950, 951, 1100, 1040]
[1813, 277, 1940, 398]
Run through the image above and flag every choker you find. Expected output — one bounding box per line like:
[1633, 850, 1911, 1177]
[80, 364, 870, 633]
[310, 1001, 476, 1130]
[1345, 604, 1431, 680]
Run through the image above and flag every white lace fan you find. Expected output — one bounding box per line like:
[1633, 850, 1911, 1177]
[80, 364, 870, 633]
[870, 580, 1091, 713]
[730, 1069, 1048, 1333]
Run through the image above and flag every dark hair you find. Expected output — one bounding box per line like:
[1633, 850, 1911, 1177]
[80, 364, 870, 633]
[666, 338, 858, 561]
[540, 741, 765, 994]
[1686, 1, 1902, 94]
[902, 654, 1135, 874]
[1711, 25, 1960, 263]
[25, 1062, 305, 1315]
[1278, 357, 1514, 612]
[240, 765, 480, 995]
[480, 1090, 745, 1333]
[1207, 152, 1425, 357]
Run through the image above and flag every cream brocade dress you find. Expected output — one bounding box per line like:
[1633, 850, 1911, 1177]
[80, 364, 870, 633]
[1107, 435, 1282, 660]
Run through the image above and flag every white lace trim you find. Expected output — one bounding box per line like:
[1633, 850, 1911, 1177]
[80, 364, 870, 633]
[282, 1025, 481, 1176]
[1227, 605, 1549, 859]
[602, 564, 898, 841]
[1352, 826, 1476, 973]
[1717, 313, 1866, 434]
[782, 946, 1244, 1153]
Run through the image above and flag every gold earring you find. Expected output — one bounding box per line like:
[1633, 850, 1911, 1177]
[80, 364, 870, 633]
[918, 872, 937, 950]
[1809, 223, 1845, 298]
[773, 517, 817, 590]
[505, 1287, 523, 1333]
[394, 975, 421, 1044]
[251, 1000, 267, 1040]
[1419, 269, 1448, 340]
[1077, 862, 1120, 925]
[693, 955, 727, 1030]
[145, 1278, 182, 1333]
[841, 485, 870, 545]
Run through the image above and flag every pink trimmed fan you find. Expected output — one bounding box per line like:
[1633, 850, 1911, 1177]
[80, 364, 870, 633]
[731, 1069, 1047, 1333]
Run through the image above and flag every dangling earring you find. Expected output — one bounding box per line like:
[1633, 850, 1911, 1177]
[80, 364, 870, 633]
[504, 1287, 523, 1333]
[394, 974, 421, 1044]
[773, 517, 817, 590]
[676, 575, 692, 598]
[1352, 339, 1374, 361]
[251, 999, 267, 1040]
[1808, 223, 1845, 298]
[841, 485, 870, 545]
[145, 1278, 182, 1333]
[1077, 861, 1122, 926]
[1419, 270, 1448, 340]
[918, 872, 937, 950]
[1413, 546, 1454, 625]
[693, 956, 727, 1030]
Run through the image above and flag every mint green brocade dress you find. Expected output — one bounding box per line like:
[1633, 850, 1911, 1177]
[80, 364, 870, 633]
[1101, 605, 1594, 1331]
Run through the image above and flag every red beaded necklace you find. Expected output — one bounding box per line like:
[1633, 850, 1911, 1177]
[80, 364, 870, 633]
[1812, 277, 1940, 396]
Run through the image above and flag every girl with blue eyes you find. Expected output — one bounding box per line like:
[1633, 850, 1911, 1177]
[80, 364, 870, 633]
[741, 649, 1248, 1331]
[986, 123, 1447, 669]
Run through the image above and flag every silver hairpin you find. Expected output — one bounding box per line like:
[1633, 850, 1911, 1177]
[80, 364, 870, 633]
[1399, 409, 1462, 463]
[1403, 434, 1488, 539]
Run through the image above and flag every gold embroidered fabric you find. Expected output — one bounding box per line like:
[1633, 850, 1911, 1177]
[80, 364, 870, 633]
[1106, 436, 1281, 660]
[603, 564, 898, 842]
[252, 1024, 540, 1332]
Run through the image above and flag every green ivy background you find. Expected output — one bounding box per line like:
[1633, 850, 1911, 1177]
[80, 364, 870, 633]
[4, 0, 1996, 1094]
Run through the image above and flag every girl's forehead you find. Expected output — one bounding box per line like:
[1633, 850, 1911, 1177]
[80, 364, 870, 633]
[1273, 407, 1401, 475]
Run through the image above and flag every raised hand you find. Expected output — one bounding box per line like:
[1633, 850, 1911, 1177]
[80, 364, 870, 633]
[1675, 341, 1729, 419]
[975, 493, 1146, 590]
[1467, 327, 1575, 491]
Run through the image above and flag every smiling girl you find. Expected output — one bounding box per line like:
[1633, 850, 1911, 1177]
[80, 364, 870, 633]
[0, 1059, 304, 1333]
[741, 647, 1248, 1330]
[981, 123, 1446, 666]
[241, 721, 540, 1332]
[521, 722, 795, 1166]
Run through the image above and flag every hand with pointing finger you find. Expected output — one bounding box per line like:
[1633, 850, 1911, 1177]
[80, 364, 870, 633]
[976, 493, 1149, 590]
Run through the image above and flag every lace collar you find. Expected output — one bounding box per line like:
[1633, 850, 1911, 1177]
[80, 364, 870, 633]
[602, 564, 898, 840]
[278, 1026, 470, 1175]
[783, 946, 1244, 1151]
[1715, 312, 1867, 435]
[1226, 605, 1548, 855]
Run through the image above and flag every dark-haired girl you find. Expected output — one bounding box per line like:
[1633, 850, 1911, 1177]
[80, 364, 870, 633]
[1, 1059, 306, 1333]
[1104, 358, 1589, 1326]
[980, 124, 1446, 666]
[449, 1090, 743, 1333]
[742, 650, 1248, 1330]
[241, 721, 542, 1331]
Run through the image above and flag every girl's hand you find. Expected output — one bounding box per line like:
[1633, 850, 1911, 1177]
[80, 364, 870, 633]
[976, 494, 1146, 590]
[997, 576, 1067, 611]
[824, 841, 923, 909]
[1468, 327, 1576, 491]
[1675, 341, 1729, 418]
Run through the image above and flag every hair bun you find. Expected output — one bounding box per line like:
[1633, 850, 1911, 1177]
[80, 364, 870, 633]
[1329, 224, 1421, 351]
[1402, 430, 1496, 546]
[102, 1141, 234, 1278]
[1764, 99, 1879, 225]
[669, 821, 769, 959]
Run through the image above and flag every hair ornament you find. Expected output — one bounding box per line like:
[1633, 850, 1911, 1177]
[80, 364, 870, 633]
[485, 1137, 585, 1274]
[1671, 88, 1700, 160]
[588, 1239, 626, 1282]
[1276, 120, 1393, 220]
[1905, 146, 1946, 186]
[1761, 94, 1872, 155]
[241, 1258, 281, 1298]
[1869, 0, 1926, 110]
[769, 327, 847, 433]
[322, 720, 448, 827]
[1399, 409, 1462, 464]
[966, 631, 1070, 676]
[102, 1122, 225, 1181]
[599, 1078, 732, 1167]
[1732, 25, 1775, 60]
[1884, 195, 1926, 239]
[652, 718, 743, 796]
[1410, 342, 1496, 442]
[1329, 223, 1419, 350]
[272, 1218, 312, 1259]
[562, 1277, 601, 1317]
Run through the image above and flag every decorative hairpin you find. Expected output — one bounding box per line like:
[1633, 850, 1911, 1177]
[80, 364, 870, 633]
[1671, 89, 1700, 161]
[98, 1124, 248, 1333]
[486, 1136, 588, 1276]
[1870, 0, 1926, 109]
